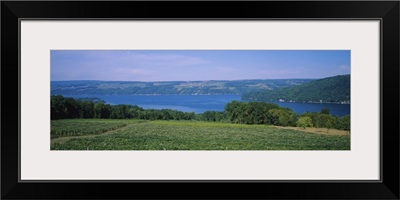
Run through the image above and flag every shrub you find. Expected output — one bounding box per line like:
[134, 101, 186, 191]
[296, 116, 313, 129]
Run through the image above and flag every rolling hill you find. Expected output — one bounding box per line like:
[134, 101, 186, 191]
[51, 79, 312, 96]
[241, 75, 350, 103]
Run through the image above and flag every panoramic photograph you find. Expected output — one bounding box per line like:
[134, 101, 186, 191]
[50, 50, 350, 150]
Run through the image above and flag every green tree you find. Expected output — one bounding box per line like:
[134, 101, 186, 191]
[224, 101, 280, 125]
[94, 103, 111, 119]
[320, 108, 330, 115]
[338, 115, 351, 132]
[314, 114, 333, 128]
[51, 95, 81, 119]
[51, 95, 66, 119]
[325, 118, 333, 133]
[225, 100, 242, 123]
[267, 108, 297, 126]
[80, 101, 94, 118]
[296, 116, 313, 129]
[128, 105, 143, 119]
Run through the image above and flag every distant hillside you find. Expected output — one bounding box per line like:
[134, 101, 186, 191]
[51, 79, 312, 96]
[241, 75, 350, 103]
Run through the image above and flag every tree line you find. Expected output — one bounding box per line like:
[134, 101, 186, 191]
[51, 95, 350, 131]
[223, 101, 350, 131]
[51, 95, 195, 120]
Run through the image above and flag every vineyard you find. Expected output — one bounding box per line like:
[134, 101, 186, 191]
[51, 119, 136, 138]
[51, 119, 350, 150]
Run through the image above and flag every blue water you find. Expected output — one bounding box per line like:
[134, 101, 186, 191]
[65, 95, 350, 117]
[274, 102, 350, 116]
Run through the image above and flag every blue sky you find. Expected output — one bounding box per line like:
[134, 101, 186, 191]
[51, 50, 350, 81]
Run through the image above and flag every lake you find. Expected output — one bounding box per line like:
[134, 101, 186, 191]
[64, 94, 350, 117]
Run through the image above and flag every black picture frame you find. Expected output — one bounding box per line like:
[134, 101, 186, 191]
[2, 1, 399, 199]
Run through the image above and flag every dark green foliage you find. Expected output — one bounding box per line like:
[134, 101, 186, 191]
[300, 112, 350, 131]
[94, 103, 112, 119]
[242, 74, 350, 103]
[224, 101, 294, 125]
[267, 108, 297, 126]
[136, 109, 195, 121]
[223, 101, 349, 131]
[51, 95, 196, 121]
[198, 111, 227, 122]
[334, 115, 350, 131]
[51, 95, 81, 119]
[79, 101, 95, 118]
[110, 104, 134, 119]
[320, 108, 330, 115]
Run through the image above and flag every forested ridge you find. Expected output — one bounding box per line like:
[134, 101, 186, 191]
[51, 79, 312, 96]
[52, 75, 350, 104]
[51, 95, 350, 131]
[242, 75, 350, 103]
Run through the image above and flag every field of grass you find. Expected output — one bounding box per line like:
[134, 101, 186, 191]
[50, 119, 350, 150]
[51, 119, 139, 139]
[273, 126, 350, 136]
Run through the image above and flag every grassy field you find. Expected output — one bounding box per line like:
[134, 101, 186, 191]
[50, 119, 350, 150]
[51, 119, 135, 139]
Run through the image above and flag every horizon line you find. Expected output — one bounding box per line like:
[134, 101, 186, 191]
[51, 74, 350, 82]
